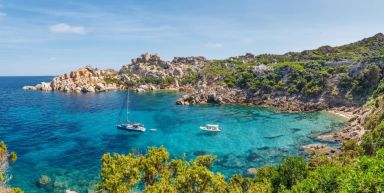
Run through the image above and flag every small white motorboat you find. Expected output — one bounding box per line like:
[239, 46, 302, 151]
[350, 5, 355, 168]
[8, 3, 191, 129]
[200, 124, 221, 132]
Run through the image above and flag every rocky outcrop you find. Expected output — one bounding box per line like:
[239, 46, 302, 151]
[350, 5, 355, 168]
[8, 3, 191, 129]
[317, 107, 370, 142]
[23, 66, 121, 93]
[120, 54, 209, 81]
[176, 86, 246, 105]
[301, 144, 336, 156]
[23, 53, 211, 94]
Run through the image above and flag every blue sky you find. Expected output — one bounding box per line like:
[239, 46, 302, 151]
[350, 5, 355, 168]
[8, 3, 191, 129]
[0, 0, 383, 75]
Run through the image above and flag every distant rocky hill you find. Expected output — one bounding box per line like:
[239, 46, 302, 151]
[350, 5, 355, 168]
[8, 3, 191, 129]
[24, 33, 384, 113]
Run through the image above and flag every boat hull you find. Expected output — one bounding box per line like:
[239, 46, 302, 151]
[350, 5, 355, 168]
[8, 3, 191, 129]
[200, 126, 221, 132]
[117, 125, 146, 132]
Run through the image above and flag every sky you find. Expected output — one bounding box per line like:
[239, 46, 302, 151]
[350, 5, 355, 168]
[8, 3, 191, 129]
[0, 0, 384, 76]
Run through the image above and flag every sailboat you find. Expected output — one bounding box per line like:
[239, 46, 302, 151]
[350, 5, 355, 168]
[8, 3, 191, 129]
[117, 91, 146, 132]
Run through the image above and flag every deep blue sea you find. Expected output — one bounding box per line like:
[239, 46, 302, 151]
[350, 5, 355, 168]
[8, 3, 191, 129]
[0, 77, 346, 193]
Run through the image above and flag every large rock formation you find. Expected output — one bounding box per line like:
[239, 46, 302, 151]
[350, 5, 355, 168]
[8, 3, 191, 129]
[23, 66, 121, 93]
[176, 86, 246, 105]
[120, 53, 208, 80]
[23, 53, 211, 93]
[118, 53, 210, 91]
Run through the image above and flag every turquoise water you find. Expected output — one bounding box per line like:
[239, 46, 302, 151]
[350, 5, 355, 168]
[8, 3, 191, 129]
[0, 77, 346, 193]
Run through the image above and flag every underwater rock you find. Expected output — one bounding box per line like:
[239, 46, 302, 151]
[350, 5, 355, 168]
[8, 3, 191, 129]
[246, 149, 262, 162]
[263, 134, 284, 139]
[53, 176, 69, 191]
[301, 143, 336, 156]
[219, 154, 246, 169]
[37, 175, 51, 187]
[193, 150, 209, 156]
[289, 128, 301, 132]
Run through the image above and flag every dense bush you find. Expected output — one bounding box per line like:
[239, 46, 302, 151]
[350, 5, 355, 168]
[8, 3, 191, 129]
[104, 77, 121, 84]
[180, 72, 200, 86]
[352, 64, 382, 97]
[98, 146, 384, 193]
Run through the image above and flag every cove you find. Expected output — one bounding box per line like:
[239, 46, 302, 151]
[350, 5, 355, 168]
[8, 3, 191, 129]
[0, 77, 346, 193]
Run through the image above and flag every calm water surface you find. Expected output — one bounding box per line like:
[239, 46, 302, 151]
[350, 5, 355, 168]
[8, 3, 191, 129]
[0, 77, 345, 193]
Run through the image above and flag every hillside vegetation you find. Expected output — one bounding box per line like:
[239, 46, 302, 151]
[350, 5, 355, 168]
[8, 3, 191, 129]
[200, 33, 384, 105]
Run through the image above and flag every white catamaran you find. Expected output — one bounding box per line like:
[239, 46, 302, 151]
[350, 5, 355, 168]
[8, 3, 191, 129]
[200, 124, 221, 132]
[117, 92, 146, 132]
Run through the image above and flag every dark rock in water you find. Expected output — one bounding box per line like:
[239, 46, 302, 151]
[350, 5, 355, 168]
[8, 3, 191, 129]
[256, 146, 271, 151]
[264, 134, 284, 139]
[219, 154, 246, 169]
[278, 147, 289, 153]
[193, 150, 209, 156]
[290, 128, 301, 133]
[248, 146, 289, 163]
[247, 149, 262, 162]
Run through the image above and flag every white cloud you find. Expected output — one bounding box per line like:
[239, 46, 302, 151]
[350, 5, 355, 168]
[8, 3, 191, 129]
[49, 57, 56, 61]
[204, 42, 223, 48]
[49, 23, 86, 34]
[0, 12, 7, 17]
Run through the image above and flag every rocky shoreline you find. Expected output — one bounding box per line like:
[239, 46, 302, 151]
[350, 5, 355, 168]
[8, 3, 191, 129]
[317, 107, 370, 143]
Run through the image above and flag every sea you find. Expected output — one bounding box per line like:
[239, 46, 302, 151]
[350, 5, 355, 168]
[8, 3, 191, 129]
[0, 77, 346, 193]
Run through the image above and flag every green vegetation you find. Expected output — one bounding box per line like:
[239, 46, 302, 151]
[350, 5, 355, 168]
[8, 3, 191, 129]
[98, 146, 384, 193]
[351, 65, 382, 98]
[0, 140, 22, 192]
[120, 75, 175, 88]
[203, 60, 331, 97]
[192, 33, 384, 103]
[180, 72, 200, 86]
[138, 76, 162, 85]
[9, 152, 17, 162]
[9, 188, 24, 193]
[104, 77, 121, 84]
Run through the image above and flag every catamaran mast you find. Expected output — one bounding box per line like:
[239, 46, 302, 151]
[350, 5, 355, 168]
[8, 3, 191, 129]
[126, 91, 129, 123]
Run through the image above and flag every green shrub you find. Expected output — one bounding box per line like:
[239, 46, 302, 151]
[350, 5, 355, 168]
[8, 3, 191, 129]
[352, 64, 382, 96]
[224, 75, 237, 87]
[9, 152, 17, 162]
[139, 77, 162, 85]
[272, 62, 305, 72]
[373, 81, 384, 98]
[338, 149, 384, 193]
[271, 157, 308, 192]
[104, 77, 120, 84]
[338, 73, 353, 90]
[10, 188, 24, 193]
[362, 121, 384, 155]
[180, 73, 199, 86]
[161, 76, 174, 86]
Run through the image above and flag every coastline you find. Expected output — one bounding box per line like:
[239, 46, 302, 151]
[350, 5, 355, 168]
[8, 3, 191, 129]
[325, 109, 355, 120]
